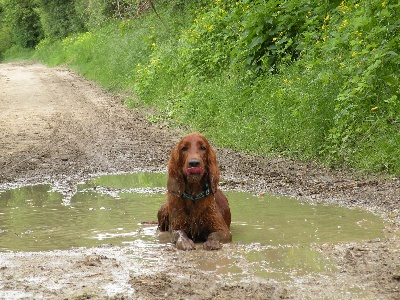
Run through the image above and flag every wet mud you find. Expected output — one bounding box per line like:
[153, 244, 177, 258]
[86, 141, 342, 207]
[0, 63, 399, 299]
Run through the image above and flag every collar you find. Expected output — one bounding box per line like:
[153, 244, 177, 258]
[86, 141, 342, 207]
[181, 183, 210, 202]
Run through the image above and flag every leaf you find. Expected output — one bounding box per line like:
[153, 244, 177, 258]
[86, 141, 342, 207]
[249, 35, 265, 50]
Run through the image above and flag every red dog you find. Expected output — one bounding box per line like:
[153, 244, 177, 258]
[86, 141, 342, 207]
[157, 133, 231, 250]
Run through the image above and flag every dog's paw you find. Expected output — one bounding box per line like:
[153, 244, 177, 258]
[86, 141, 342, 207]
[207, 230, 232, 243]
[203, 239, 222, 250]
[172, 230, 196, 251]
[171, 230, 196, 251]
[176, 237, 196, 251]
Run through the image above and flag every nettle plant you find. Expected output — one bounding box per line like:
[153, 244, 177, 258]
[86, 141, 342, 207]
[315, 0, 400, 167]
[235, 0, 333, 74]
[178, 0, 335, 76]
[178, 1, 241, 77]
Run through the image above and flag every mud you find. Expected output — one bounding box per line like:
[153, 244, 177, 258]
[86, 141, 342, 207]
[0, 62, 399, 299]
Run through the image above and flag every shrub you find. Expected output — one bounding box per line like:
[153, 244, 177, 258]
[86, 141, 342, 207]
[37, 0, 85, 40]
[0, 0, 43, 49]
[34, 0, 400, 174]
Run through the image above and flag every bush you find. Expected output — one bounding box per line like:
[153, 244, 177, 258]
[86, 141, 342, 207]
[0, 0, 43, 49]
[37, 0, 85, 40]
[34, 0, 400, 174]
[133, 0, 400, 173]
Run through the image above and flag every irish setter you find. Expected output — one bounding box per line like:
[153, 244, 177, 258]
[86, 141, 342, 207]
[157, 133, 231, 250]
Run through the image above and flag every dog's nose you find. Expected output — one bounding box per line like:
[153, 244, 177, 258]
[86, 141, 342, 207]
[188, 159, 200, 167]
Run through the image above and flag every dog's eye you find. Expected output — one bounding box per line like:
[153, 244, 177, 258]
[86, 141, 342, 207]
[200, 145, 206, 151]
[182, 146, 188, 152]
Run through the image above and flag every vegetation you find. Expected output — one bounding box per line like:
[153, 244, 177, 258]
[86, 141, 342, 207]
[1, 0, 399, 174]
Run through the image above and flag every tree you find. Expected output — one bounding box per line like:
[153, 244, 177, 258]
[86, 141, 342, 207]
[1, 0, 43, 48]
[37, 0, 85, 40]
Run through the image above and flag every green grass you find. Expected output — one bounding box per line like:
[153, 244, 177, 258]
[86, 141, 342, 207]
[2, 45, 35, 62]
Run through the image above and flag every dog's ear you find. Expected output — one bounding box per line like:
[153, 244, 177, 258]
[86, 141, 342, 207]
[167, 143, 185, 195]
[206, 145, 220, 194]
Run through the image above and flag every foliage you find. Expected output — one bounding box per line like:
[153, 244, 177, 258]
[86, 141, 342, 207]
[0, 7, 12, 60]
[36, 0, 85, 40]
[2, 44, 35, 62]
[133, 0, 400, 173]
[316, 0, 400, 170]
[75, 0, 149, 30]
[0, 0, 162, 56]
[174, 0, 339, 76]
[0, 0, 43, 49]
[6, 0, 400, 174]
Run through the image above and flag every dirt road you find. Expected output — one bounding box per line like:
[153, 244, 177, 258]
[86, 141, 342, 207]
[0, 62, 399, 299]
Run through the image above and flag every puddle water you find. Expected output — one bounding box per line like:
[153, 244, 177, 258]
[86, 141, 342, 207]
[0, 180, 164, 252]
[0, 173, 386, 281]
[229, 192, 384, 245]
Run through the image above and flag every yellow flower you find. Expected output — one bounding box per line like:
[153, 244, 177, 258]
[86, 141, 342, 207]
[371, 106, 378, 111]
[272, 37, 277, 42]
[283, 79, 292, 84]
[351, 51, 357, 57]
[339, 1, 351, 13]
[324, 14, 330, 22]
[381, 1, 387, 8]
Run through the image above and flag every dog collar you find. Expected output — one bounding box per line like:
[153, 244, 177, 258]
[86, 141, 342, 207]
[181, 183, 210, 202]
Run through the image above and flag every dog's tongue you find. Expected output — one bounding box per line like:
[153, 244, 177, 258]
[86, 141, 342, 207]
[187, 167, 204, 176]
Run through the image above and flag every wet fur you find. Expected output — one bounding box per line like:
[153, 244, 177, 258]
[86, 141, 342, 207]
[157, 133, 231, 250]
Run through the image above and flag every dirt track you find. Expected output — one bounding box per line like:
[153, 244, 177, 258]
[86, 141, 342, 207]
[0, 62, 399, 299]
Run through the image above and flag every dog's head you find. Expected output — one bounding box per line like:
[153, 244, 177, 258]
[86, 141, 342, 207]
[167, 133, 219, 195]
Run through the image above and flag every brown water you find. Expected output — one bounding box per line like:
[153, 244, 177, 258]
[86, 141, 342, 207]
[0, 173, 386, 281]
[0, 173, 385, 252]
[229, 191, 384, 245]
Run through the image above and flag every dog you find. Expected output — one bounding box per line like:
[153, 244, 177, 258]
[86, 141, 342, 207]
[157, 133, 231, 250]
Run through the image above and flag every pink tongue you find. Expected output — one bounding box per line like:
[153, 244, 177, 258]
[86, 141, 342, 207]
[187, 167, 204, 175]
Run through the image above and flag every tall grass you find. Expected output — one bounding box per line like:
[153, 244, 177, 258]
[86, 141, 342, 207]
[35, 20, 149, 92]
[31, 0, 400, 175]
[2, 45, 35, 62]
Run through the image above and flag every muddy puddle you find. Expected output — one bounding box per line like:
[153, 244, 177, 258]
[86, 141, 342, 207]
[0, 173, 386, 282]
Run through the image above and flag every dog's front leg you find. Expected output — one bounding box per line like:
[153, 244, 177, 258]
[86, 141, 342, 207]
[171, 230, 196, 251]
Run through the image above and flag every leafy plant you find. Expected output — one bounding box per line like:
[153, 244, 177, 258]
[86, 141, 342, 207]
[0, 0, 43, 49]
[37, 0, 85, 40]
[26, 0, 400, 174]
